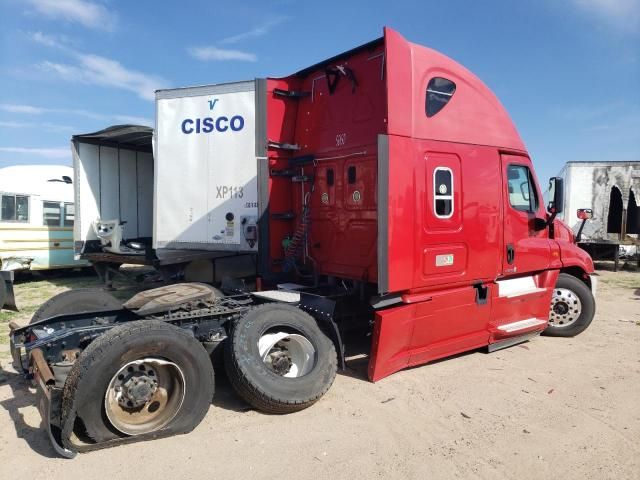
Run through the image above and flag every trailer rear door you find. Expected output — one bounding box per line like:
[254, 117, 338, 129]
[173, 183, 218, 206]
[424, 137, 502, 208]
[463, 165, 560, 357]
[155, 81, 259, 252]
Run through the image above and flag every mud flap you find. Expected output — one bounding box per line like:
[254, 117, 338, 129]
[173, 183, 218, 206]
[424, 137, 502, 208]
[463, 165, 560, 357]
[34, 372, 76, 458]
[1, 270, 18, 311]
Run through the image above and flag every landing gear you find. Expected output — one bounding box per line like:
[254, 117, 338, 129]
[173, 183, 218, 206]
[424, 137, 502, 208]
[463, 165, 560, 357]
[544, 273, 595, 337]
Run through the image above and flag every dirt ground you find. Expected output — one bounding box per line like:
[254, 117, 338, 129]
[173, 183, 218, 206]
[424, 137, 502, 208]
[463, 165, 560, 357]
[0, 267, 639, 479]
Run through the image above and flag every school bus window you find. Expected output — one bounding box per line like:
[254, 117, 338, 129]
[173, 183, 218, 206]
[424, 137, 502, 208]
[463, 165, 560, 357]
[1, 194, 29, 222]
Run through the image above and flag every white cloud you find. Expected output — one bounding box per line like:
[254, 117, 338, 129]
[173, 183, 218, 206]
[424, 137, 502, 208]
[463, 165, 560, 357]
[39, 54, 167, 101]
[0, 103, 151, 126]
[0, 120, 74, 131]
[30, 31, 60, 48]
[219, 16, 288, 45]
[0, 121, 34, 128]
[28, 31, 75, 53]
[187, 17, 287, 63]
[0, 147, 69, 158]
[113, 115, 153, 126]
[572, 0, 640, 32]
[25, 0, 115, 31]
[0, 103, 45, 114]
[27, 29, 167, 101]
[188, 46, 257, 62]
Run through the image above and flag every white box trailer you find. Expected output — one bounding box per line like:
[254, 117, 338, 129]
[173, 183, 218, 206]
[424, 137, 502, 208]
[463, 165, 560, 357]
[72, 126, 155, 256]
[154, 81, 259, 252]
[72, 80, 263, 285]
[556, 160, 640, 270]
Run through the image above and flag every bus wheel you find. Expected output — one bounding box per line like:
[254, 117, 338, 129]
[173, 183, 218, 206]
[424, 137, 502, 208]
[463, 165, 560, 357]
[543, 273, 595, 337]
[62, 320, 214, 442]
[30, 288, 122, 324]
[224, 303, 337, 414]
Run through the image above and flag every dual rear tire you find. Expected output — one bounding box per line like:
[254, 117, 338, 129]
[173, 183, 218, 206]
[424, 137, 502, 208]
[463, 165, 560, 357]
[62, 320, 215, 443]
[224, 303, 338, 414]
[36, 290, 336, 445]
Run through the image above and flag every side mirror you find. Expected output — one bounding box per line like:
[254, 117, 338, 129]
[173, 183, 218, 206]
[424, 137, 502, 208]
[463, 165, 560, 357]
[575, 208, 593, 242]
[547, 177, 564, 214]
[577, 208, 593, 220]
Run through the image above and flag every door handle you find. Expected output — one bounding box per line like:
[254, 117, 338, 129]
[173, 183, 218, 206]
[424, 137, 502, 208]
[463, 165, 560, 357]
[506, 243, 515, 264]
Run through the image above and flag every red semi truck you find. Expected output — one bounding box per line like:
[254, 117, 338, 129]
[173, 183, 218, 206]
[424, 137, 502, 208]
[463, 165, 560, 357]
[9, 28, 596, 457]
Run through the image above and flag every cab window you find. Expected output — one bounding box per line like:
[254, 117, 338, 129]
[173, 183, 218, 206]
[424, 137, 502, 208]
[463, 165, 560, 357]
[507, 165, 538, 213]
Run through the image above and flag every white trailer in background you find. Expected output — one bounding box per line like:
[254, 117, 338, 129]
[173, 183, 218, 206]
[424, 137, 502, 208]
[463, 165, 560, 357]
[556, 161, 640, 270]
[73, 81, 262, 286]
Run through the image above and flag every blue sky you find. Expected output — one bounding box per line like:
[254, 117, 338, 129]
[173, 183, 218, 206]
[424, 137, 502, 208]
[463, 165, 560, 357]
[0, 0, 638, 182]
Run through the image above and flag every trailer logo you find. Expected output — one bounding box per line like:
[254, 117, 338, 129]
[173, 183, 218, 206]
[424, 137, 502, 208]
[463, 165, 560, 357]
[181, 98, 245, 134]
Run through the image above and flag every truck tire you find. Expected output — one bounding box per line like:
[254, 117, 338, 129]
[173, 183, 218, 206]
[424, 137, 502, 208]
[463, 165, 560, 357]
[224, 303, 337, 414]
[62, 320, 214, 443]
[31, 288, 122, 324]
[543, 273, 595, 337]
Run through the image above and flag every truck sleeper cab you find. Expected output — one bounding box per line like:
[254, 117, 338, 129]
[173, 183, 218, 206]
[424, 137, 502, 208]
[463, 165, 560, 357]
[261, 27, 595, 380]
[9, 28, 596, 457]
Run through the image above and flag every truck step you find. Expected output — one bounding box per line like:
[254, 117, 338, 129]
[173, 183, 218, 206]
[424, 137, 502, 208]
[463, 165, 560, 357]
[252, 290, 301, 303]
[291, 175, 314, 183]
[488, 331, 540, 353]
[497, 318, 547, 333]
[273, 88, 311, 99]
[268, 141, 300, 151]
[271, 212, 296, 220]
[289, 155, 316, 166]
[270, 168, 298, 177]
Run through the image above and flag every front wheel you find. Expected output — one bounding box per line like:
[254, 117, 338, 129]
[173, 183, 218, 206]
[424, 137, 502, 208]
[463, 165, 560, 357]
[543, 273, 595, 337]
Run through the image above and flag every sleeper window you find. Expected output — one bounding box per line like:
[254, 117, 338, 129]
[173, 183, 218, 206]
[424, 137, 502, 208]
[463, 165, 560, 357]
[433, 167, 453, 218]
[507, 165, 538, 213]
[426, 77, 456, 117]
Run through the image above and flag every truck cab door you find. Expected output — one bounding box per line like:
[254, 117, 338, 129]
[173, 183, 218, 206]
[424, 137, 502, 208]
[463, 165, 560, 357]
[500, 155, 551, 276]
[489, 154, 558, 339]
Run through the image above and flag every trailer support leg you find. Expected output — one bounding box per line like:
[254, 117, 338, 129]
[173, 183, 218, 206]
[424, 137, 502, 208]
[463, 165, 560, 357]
[93, 262, 121, 290]
[614, 245, 619, 272]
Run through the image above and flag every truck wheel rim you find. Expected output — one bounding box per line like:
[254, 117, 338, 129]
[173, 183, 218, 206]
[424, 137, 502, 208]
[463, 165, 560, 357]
[258, 332, 316, 378]
[104, 358, 185, 435]
[549, 288, 582, 328]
